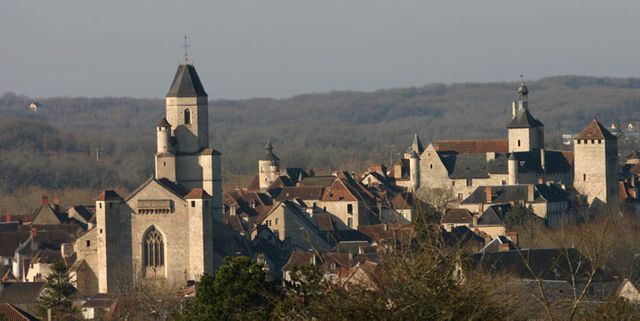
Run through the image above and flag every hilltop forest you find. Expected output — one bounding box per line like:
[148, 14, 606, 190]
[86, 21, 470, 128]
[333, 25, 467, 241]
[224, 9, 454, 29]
[1, 75, 640, 212]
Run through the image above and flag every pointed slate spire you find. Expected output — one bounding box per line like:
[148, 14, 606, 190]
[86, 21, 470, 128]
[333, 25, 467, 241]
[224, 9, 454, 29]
[166, 64, 208, 97]
[407, 133, 424, 155]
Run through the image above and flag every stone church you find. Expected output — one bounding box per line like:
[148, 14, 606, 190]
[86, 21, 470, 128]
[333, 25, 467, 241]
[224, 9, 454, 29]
[79, 62, 223, 294]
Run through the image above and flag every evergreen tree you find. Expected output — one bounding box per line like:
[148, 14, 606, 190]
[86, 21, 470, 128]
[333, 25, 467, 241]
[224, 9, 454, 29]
[179, 256, 275, 321]
[38, 262, 77, 321]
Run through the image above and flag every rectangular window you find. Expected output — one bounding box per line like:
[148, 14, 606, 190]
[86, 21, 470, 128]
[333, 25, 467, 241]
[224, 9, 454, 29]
[191, 201, 196, 207]
[275, 218, 279, 225]
[86, 240, 91, 247]
[452, 181, 455, 186]
[347, 204, 353, 214]
[466, 178, 473, 187]
[347, 217, 353, 228]
[458, 193, 463, 201]
[266, 220, 271, 226]
[583, 173, 586, 181]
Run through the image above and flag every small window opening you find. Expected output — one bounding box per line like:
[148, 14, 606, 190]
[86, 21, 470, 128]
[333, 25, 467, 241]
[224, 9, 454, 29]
[184, 109, 191, 124]
[517, 140, 521, 147]
[191, 201, 196, 207]
[347, 204, 353, 214]
[86, 240, 91, 247]
[583, 173, 586, 181]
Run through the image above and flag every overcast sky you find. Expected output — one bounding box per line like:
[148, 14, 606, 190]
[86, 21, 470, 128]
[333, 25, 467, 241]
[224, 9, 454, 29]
[2, 0, 640, 99]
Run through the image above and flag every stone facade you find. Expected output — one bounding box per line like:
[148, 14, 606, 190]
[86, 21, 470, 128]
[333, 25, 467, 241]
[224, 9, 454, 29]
[573, 119, 619, 205]
[92, 63, 222, 294]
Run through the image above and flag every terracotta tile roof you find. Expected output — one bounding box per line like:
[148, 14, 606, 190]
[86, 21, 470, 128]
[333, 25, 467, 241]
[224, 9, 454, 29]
[275, 186, 324, 201]
[283, 250, 316, 270]
[575, 118, 617, 141]
[441, 209, 473, 224]
[434, 139, 509, 154]
[96, 190, 123, 202]
[184, 188, 212, 199]
[0, 303, 40, 321]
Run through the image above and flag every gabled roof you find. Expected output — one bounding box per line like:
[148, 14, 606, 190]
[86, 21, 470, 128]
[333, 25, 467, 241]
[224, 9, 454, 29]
[184, 188, 212, 199]
[507, 108, 544, 128]
[0, 232, 31, 257]
[0, 303, 40, 321]
[441, 209, 473, 224]
[0, 282, 45, 304]
[478, 204, 511, 225]
[166, 64, 208, 97]
[575, 118, 617, 141]
[470, 248, 613, 282]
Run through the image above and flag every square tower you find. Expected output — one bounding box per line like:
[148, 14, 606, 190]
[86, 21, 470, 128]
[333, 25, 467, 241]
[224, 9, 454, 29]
[573, 118, 618, 205]
[507, 83, 545, 153]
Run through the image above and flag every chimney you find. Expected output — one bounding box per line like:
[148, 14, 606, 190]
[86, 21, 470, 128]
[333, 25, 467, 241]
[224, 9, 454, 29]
[40, 195, 49, 206]
[527, 185, 535, 202]
[486, 152, 496, 162]
[230, 204, 237, 216]
[511, 101, 517, 119]
[53, 196, 61, 213]
[485, 186, 493, 203]
[5, 213, 10, 223]
[472, 214, 478, 226]
[540, 148, 546, 171]
[498, 243, 510, 252]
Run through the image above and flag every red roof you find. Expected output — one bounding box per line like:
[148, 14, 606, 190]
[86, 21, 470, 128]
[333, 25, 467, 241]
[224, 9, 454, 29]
[184, 188, 212, 199]
[575, 118, 617, 141]
[96, 190, 123, 202]
[434, 139, 508, 154]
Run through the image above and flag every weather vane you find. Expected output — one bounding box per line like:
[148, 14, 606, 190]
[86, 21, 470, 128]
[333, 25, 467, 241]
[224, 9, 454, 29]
[182, 35, 191, 63]
[520, 74, 525, 84]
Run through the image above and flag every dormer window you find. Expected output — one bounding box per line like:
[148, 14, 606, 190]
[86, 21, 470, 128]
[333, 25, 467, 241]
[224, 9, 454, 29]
[184, 109, 191, 124]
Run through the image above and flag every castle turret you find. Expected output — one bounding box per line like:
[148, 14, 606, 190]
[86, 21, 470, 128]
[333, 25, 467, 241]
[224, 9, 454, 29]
[259, 141, 280, 190]
[409, 151, 420, 192]
[96, 190, 126, 294]
[156, 117, 172, 154]
[573, 118, 619, 205]
[508, 153, 518, 185]
[507, 82, 544, 153]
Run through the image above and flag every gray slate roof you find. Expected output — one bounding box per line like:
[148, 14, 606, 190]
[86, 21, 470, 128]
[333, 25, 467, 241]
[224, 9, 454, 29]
[166, 64, 208, 97]
[507, 108, 544, 128]
[462, 184, 569, 205]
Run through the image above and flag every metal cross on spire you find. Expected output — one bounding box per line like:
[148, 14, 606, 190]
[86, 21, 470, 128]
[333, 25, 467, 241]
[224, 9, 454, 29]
[182, 35, 191, 63]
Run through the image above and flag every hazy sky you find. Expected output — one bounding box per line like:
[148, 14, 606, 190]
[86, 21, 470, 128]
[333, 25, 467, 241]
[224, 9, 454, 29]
[2, 0, 640, 99]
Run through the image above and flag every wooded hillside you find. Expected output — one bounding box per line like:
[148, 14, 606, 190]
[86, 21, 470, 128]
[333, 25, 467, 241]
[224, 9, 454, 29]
[1, 75, 639, 210]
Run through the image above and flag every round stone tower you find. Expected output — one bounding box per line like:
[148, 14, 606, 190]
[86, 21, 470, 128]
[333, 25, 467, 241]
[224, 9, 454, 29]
[258, 141, 280, 190]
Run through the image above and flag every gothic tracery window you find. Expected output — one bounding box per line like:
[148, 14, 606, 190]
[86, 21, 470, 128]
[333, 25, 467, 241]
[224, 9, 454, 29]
[144, 226, 164, 268]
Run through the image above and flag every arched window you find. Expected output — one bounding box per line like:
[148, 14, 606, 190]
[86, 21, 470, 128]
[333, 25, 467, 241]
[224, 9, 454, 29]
[144, 226, 164, 268]
[184, 109, 191, 124]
